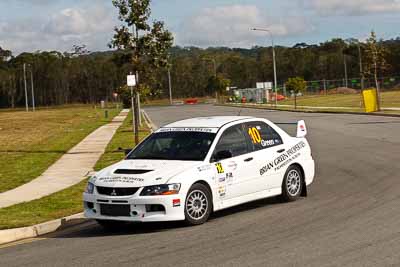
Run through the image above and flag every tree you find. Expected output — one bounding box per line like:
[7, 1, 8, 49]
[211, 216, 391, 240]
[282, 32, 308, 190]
[0, 47, 12, 64]
[206, 74, 231, 97]
[285, 77, 307, 109]
[363, 31, 390, 111]
[110, 0, 173, 144]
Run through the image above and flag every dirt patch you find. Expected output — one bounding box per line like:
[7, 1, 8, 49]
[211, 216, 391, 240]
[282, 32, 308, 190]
[327, 87, 359, 94]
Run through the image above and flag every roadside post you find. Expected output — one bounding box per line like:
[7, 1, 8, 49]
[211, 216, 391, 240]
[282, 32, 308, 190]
[127, 73, 136, 135]
[362, 88, 378, 113]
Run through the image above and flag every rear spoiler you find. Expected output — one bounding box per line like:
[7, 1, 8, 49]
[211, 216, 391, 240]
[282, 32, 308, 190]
[296, 120, 307, 138]
[274, 120, 308, 138]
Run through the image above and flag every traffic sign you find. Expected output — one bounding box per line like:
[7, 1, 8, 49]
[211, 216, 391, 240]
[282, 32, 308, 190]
[127, 75, 136, 86]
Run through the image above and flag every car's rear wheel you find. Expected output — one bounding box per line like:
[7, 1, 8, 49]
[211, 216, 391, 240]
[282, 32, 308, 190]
[184, 183, 212, 225]
[281, 165, 303, 202]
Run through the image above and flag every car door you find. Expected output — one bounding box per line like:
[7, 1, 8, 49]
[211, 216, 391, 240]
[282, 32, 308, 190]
[244, 121, 286, 191]
[211, 123, 258, 200]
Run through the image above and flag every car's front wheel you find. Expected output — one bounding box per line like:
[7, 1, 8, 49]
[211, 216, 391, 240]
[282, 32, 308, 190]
[281, 165, 303, 202]
[184, 183, 212, 225]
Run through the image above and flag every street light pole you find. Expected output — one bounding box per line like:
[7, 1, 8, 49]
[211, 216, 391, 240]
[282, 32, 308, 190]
[23, 63, 29, 112]
[343, 52, 348, 88]
[357, 42, 364, 90]
[168, 67, 172, 105]
[212, 58, 217, 77]
[202, 57, 218, 99]
[29, 65, 36, 111]
[251, 28, 278, 106]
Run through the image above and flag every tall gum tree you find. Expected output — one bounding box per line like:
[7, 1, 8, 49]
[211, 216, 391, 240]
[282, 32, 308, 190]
[110, 0, 173, 144]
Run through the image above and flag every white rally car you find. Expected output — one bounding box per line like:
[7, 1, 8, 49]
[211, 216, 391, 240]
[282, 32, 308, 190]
[83, 116, 315, 227]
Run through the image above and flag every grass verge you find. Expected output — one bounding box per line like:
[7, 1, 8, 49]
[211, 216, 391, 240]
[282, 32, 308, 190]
[0, 111, 150, 230]
[278, 90, 400, 109]
[0, 105, 121, 193]
[225, 103, 400, 115]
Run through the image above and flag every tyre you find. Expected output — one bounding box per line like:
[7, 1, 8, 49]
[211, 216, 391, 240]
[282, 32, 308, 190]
[184, 183, 212, 225]
[96, 219, 127, 230]
[281, 165, 303, 202]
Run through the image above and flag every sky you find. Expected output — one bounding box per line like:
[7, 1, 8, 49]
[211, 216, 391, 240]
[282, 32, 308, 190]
[0, 0, 399, 55]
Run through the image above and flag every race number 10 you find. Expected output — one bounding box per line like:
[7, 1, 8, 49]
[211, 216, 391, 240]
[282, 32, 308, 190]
[248, 127, 262, 144]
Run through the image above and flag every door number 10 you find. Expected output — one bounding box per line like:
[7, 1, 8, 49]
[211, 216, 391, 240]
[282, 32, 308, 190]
[248, 127, 262, 144]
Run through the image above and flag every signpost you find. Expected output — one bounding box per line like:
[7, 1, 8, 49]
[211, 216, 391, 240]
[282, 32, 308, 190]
[257, 82, 272, 103]
[127, 75, 136, 87]
[127, 74, 136, 135]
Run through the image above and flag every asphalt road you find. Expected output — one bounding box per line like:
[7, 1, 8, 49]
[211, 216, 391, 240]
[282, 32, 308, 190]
[1, 105, 400, 267]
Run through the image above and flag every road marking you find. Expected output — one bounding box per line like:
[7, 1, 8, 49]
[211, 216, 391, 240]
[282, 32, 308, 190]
[0, 237, 47, 249]
[0, 221, 97, 250]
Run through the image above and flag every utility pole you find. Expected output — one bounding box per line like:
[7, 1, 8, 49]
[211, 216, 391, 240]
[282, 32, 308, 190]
[358, 43, 364, 90]
[343, 53, 348, 88]
[23, 63, 29, 112]
[212, 59, 217, 77]
[251, 28, 278, 106]
[168, 67, 173, 105]
[132, 24, 140, 144]
[30, 65, 36, 111]
[202, 57, 218, 100]
[129, 71, 136, 135]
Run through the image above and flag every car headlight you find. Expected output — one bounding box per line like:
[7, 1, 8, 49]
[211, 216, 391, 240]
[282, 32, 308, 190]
[85, 182, 95, 194]
[140, 184, 181, 196]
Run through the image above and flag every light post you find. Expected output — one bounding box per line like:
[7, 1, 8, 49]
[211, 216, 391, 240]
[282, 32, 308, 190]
[28, 64, 36, 111]
[168, 67, 172, 105]
[356, 41, 365, 90]
[251, 28, 278, 106]
[23, 63, 29, 112]
[202, 57, 218, 99]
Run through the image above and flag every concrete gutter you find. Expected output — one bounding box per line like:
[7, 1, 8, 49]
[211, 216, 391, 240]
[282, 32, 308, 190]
[142, 110, 158, 131]
[218, 104, 400, 118]
[0, 213, 88, 245]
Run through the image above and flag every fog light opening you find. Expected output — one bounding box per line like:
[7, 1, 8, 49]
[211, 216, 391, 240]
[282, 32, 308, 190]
[86, 201, 94, 209]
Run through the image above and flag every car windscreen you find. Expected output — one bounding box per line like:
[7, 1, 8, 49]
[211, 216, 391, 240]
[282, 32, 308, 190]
[127, 131, 216, 161]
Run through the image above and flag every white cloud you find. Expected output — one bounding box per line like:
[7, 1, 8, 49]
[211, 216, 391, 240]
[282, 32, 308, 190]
[0, 6, 116, 55]
[45, 8, 91, 36]
[303, 0, 400, 15]
[178, 5, 313, 48]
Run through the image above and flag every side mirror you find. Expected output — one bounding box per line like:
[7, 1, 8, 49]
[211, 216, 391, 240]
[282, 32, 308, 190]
[214, 150, 233, 161]
[119, 147, 133, 156]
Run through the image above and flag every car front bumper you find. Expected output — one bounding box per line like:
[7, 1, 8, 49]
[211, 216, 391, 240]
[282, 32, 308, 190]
[83, 192, 186, 222]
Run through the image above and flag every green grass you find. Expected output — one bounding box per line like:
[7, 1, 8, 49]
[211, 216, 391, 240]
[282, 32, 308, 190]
[0, 179, 88, 230]
[94, 113, 151, 171]
[0, 105, 121, 193]
[278, 91, 400, 109]
[0, 111, 151, 230]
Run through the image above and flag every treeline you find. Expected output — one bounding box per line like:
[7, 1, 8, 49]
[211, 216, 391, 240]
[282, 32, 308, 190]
[1, 37, 400, 108]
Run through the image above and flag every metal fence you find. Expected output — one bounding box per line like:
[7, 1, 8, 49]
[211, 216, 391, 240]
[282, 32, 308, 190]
[230, 76, 400, 106]
[304, 76, 400, 95]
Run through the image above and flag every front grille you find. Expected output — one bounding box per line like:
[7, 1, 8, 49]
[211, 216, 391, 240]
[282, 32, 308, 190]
[96, 186, 139, 196]
[114, 169, 153, 175]
[100, 204, 130, 217]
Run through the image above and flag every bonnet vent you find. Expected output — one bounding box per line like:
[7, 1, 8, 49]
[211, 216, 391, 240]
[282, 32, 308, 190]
[114, 169, 153, 175]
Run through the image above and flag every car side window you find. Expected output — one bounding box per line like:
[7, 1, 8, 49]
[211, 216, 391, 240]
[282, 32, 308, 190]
[213, 124, 249, 159]
[245, 121, 283, 151]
